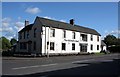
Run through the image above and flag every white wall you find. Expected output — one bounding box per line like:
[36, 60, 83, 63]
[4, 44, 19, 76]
[41, 26, 101, 55]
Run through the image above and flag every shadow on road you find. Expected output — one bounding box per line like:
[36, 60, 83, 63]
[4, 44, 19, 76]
[2, 59, 120, 77]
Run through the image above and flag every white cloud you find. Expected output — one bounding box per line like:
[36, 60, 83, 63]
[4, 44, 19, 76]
[25, 7, 41, 14]
[59, 19, 66, 22]
[2, 17, 11, 27]
[43, 16, 67, 22]
[2, 27, 13, 32]
[15, 21, 24, 31]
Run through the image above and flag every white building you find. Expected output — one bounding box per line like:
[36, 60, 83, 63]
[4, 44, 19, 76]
[16, 16, 101, 56]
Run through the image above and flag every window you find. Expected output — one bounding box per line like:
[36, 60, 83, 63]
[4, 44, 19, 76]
[27, 31, 29, 39]
[50, 28, 55, 37]
[20, 42, 27, 49]
[62, 43, 66, 50]
[24, 31, 26, 39]
[80, 44, 87, 52]
[97, 45, 99, 50]
[72, 43, 75, 50]
[19, 33, 22, 39]
[72, 32, 75, 39]
[34, 28, 37, 38]
[63, 30, 66, 38]
[91, 35, 93, 41]
[50, 42, 54, 50]
[34, 41, 36, 50]
[97, 36, 99, 42]
[81, 34, 87, 41]
[91, 44, 93, 50]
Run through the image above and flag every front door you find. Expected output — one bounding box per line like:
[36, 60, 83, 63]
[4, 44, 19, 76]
[80, 44, 87, 52]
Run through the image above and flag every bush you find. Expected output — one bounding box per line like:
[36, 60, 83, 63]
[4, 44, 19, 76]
[2, 50, 14, 56]
[108, 45, 120, 53]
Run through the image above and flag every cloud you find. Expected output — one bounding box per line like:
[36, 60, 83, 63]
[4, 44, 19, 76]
[2, 17, 11, 27]
[2, 27, 13, 32]
[25, 7, 41, 14]
[59, 19, 66, 22]
[43, 16, 67, 22]
[15, 21, 24, 31]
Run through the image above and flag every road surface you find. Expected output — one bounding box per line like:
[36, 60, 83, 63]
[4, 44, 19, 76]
[2, 53, 120, 77]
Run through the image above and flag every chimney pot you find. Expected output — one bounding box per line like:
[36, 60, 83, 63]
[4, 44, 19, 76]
[70, 19, 74, 25]
[25, 20, 29, 26]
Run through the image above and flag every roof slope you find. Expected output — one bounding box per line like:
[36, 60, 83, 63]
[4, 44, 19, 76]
[19, 24, 33, 33]
[37, 17, 101, 35]
[101, 41, 106, 46]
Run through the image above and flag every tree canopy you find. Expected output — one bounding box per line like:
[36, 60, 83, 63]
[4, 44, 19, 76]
[0, 36, 11, 51]
[10, 38, 17, 46]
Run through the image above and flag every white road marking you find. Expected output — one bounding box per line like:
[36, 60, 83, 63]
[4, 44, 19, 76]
[72, 59, 94, 64]
[12, 63, 58, 70]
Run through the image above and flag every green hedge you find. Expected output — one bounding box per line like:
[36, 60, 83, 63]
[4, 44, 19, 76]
[108, 45, 120, 53]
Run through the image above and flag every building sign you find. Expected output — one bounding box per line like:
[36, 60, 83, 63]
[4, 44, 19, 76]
[64, 39, 79, 42]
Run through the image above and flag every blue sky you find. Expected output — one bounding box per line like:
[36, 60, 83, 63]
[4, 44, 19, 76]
[2, 2, 118, 40]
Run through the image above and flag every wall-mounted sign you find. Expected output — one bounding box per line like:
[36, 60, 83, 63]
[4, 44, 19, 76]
[64, 39, 79, 42]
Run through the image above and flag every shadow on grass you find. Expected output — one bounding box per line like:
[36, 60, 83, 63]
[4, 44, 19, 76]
[2, 59, 120, 77]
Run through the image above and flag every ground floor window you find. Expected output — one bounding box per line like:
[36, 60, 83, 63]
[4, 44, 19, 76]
[20, 42, 27, 49]
[72, 43, 75, 50]
[33, 41, 36, 50]
[91, 44, 93, 50]
[50, 42, 54, 50]
[80, 44, 87, 52]
[62, 43, 66, 50]
[97, 45, 99, 50]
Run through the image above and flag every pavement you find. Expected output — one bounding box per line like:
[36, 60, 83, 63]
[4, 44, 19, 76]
[2, 53, 120, 77]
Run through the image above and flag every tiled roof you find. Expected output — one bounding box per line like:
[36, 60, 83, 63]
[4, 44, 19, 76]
[101, 41, 106, 46]
[18, 24, 33, 33]
[37, 17, 101, 35]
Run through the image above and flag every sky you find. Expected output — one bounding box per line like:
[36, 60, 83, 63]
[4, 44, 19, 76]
[1, 2, 118, 40]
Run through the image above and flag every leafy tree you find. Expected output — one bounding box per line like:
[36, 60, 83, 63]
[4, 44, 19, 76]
[0, 36, 11, 51]
[10, 38, 17, 45]
[104, 35, 117, 46]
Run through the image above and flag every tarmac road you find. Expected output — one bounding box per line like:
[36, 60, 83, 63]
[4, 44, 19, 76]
[2, 53, 120, 77]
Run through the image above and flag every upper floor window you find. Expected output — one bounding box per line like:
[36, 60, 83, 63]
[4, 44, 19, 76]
[34, 28, 37, 38]
[19, 33, 22, 39]
[91, 35, 93, 41]
[80, 34, 87, 41]
[62, 43, 66, 50]
[72, 32, 75, 39]
[50, 28, 55, 37]
[72, 43, 75, 50]
[63, 30, 66, 38]
[97, 36, 99, 42]
[24, 31, 26, 39]
[50, 42, 54, 50]
[27, 31, 29, 39]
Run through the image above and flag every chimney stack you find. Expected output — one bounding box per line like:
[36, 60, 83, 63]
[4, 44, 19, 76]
[25, 20, 29, 26]
[70, 19, 74, 25]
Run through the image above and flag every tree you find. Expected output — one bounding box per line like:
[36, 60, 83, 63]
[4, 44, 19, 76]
[104, 35, 117, 46]
[0, 36, 11, 51]
[10, 38, 17, 46]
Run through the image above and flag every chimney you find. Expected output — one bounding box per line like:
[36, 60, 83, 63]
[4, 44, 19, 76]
[70, 19, 74, 25]
[25, 20, 29, 26]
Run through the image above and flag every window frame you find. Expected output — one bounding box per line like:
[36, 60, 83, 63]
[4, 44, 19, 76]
[72, 43, 75, 50]
[62, 43, 66, 50]
[50, 42, 55, 50]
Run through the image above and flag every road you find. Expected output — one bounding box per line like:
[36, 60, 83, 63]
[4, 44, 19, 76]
[2, 53, 120, 77]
